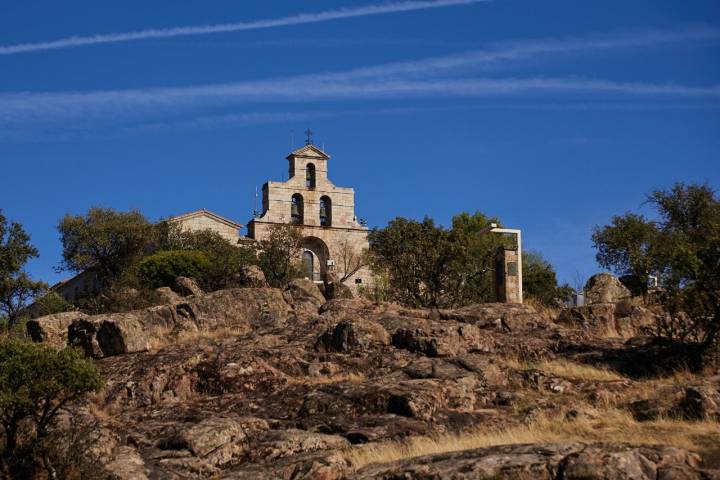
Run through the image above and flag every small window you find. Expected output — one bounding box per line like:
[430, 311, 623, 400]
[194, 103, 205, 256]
[355, 278, 362, 284]
[306, 163, 316, 188]
[291, 194, 304, 224]
[319, 196, 332, 227]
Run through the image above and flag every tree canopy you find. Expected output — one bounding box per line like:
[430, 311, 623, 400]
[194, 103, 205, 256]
[256, 224, 303, 288]
[0, 210, 47, 328]
[0, 339, 103, 477]
[368, 211, 556, 308]
[593, 183, 720, 349]
[57, 208, 156, 287]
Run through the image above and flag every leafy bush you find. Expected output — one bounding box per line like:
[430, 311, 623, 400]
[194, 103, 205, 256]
[30, 292, 75, 317]
[368, 212, 506, 308]
[593, 183, 720, 351]
[0, 338, 103, 477]
[256, 224, 304, 288]
[160, 226, 257, 291]
[57, 207, 157, 288]
[136, 250, 212, 289]
[1, 210, 47, 328]
[522, 251, 572, 306]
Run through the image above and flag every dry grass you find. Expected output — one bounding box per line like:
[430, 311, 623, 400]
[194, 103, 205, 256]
[524, 297, 562, 321]
[344, 406, 720, 470]
[147, 325, 247, 352]
[298, 372, 366, 385]
[501, 356, 624, 382]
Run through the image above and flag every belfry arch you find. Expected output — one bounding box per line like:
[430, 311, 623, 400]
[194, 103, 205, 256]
[300, 236, 329, 283]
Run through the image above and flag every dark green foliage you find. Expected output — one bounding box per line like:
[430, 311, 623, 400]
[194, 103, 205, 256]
[256, 224, 304, 288]
[137, 250, 212, 289]
[57, 207, 156, 287]
[0, 210, 47, 328]
[592, 213, 659, 294]
[522, 251, 571, 305]
[368, 212, 508, 308]
[29, 292, 74, 318]
[160, 225, 256, 291]
[593, 183, 720, 350]
[0, 338, 103, 477]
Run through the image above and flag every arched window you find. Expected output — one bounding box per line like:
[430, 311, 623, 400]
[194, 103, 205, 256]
[319, 196, 332, 227]
[291, 194, 304, 224]
[303, 251, 314, 279]
[306, 163, 316, 188]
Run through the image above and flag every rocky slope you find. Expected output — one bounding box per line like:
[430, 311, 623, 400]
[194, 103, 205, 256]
[29, 280, 720, 479]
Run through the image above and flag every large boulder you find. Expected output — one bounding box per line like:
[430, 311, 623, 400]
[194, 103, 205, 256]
[441, 303, 541, 331]
[173, 276, 203, 297]
[315, 319, 390, 353]
[679, 386, 720, 420]
[65, 288, 292, 357]
[240, 265, 268, 288]
[352, 443, 708, 480]
[177, 416, 269, 467]
[284, 278, 326, 316]
[585, 273, 631, 304]
[557, 301, 656, 338]
[154, 286, 182, 304]
[105, 446, 149, 480]
[391, 322, 486, 357]
[26, 311, 88, 348]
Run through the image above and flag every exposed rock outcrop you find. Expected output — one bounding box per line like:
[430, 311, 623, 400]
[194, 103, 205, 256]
[585, 272, 632, 304]
[174, 276, 203, 297]
[26, 311, 88, 348]
[352, 443, 712, 480]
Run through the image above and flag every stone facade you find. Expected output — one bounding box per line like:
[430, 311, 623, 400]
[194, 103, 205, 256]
[169, 209, 243, 244]
[247, 144, 371, 288]
[495, 247, 522, 304]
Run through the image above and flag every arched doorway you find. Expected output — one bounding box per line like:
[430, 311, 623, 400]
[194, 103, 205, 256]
[300, 236, 329, 283]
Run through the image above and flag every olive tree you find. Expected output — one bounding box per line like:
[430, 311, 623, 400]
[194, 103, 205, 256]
[593, 183, 720, 350]
[57, 207, 156, 288]
[0, 210, 47, 328]
[0, 339, 103, 478]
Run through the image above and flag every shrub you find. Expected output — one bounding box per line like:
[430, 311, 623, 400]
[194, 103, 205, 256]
[30, 292, 75, 317]
[136, 250, 211, 289]
[0, 338, 103, 477]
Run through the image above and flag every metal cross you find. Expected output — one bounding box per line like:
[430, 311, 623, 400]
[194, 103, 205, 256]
[304, 128, 314, 146]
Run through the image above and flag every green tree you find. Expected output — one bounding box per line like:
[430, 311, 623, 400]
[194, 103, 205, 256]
[136, 250, 212, 289]
[592, 213, 659, 294]
[256, 224, 303, 288]
[160, 225, 256, 291]
[593, 183, 720, 350]
[449, 211, 507, 305]
[0, 339, 103, 478]
[368, 212, 504, 308]
[29, 292, 74, 318]
[522, 251, 570, 305]
[0, 211, 47, 328]
[57, 208, 156, 287]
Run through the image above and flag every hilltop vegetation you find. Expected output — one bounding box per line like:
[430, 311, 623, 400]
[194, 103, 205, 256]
[0, 182, 718, 479]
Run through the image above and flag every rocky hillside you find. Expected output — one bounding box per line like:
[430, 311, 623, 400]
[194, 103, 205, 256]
[29, 278, 720, 479]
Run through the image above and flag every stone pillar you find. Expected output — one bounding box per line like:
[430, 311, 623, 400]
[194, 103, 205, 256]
[494, 247, 522, 303]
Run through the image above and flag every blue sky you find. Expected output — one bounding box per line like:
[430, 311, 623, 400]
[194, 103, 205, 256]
[1, 0, 719, 287]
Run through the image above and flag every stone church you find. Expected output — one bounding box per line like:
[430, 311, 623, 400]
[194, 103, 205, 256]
[247, 143, 371, 287]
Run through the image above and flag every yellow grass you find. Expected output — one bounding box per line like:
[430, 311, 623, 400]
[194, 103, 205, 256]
[147, 325, 247, 352]
[344, 406, 720, 470]
[524, 297, 562, 321]
[501, 357, 624, 382]
[298, 372, 366, 385]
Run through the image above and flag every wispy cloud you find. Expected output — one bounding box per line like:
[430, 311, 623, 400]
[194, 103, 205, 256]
[0, 0, 488, 55]
[2, 27, 719, 140]
[2, 75, 718, 123]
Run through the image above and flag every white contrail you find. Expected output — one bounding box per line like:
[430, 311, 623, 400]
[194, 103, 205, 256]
[0, 0, 488, 55]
